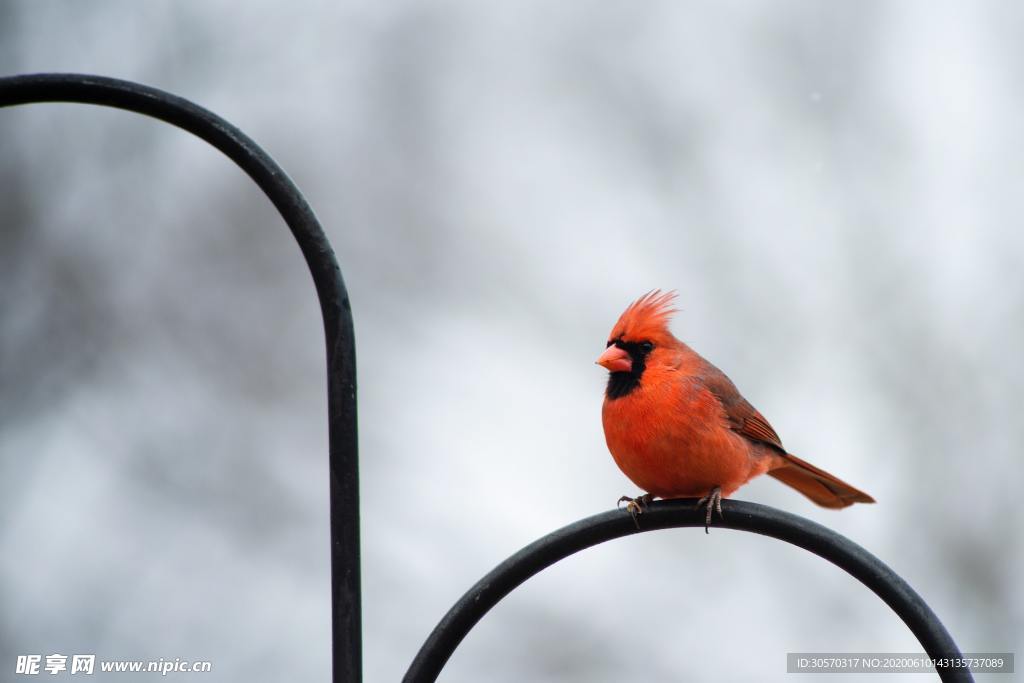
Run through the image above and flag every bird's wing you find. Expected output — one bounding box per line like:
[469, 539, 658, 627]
[700, 366, 785, 451]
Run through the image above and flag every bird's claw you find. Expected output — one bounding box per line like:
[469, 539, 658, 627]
[617, 493, 653, 529]
[695, 486, 724, 534]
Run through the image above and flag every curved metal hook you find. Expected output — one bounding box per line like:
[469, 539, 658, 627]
[0, 73, 360, 682]
[2, 72, 974, 683]
[405, 499, 972, 682]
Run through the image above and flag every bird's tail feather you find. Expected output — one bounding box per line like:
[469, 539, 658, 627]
[768, 453, 875, 509]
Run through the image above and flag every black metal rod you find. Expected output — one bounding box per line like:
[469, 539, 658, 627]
[0, 73, 360, 683]
[2, 72, 973, 683]
[404, 499, 972, 682]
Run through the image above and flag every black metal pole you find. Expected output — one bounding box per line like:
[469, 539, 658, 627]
[0, 73, 361, 683]
[2, 71, 974, 683]
[404, 499, 972, 683]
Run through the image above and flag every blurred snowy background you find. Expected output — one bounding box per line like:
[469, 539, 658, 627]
[1, 1, 1021, 681]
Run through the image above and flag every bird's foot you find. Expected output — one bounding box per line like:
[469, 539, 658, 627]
[617, 493, 654, 529]
[695, 486, 724, 534]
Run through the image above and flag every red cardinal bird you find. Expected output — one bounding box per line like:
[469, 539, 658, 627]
[596, 290, 874, 530]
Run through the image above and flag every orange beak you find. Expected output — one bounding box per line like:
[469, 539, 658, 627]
[596, 345, 633, 373]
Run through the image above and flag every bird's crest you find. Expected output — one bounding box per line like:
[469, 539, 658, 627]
[609, 290, 678, 343]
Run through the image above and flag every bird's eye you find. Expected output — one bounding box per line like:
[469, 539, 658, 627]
[641, 341, 654, 352]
